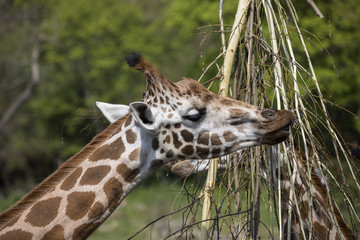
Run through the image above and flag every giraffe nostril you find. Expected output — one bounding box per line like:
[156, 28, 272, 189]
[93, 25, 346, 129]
[261, 109, 277, 119]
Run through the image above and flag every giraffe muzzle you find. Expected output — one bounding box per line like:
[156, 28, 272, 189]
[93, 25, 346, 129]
[260, 110, 296, 145]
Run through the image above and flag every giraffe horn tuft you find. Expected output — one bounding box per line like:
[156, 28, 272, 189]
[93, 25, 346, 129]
[126, 52, 170, 86]
[126, 52, 142, 68]
[126, 52, 157, 75]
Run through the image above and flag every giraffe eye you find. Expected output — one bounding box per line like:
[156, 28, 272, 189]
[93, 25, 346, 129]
[183, 108, 206, 122]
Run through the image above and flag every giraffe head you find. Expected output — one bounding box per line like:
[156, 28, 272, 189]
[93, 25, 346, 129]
[99, 53, 295, 163]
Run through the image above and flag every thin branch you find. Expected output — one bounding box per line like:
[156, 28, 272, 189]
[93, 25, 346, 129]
[127, 197, 202, 240]
[0, 39, 40, 131]
[305, 0, 324, 18]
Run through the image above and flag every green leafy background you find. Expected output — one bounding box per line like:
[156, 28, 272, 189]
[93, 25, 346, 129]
[0, 0, 359, 238]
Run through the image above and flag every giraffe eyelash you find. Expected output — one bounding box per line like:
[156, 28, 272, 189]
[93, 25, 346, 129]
[183, 108, 206, 122]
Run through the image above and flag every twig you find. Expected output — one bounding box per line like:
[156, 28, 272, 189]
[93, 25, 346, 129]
[0, 39, 40, 131]
[165, 209, 252, 240]
[127, 197, 202, 240]
[305, 0, 324, 18]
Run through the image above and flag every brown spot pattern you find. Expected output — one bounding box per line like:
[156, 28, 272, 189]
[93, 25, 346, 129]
[172, 132, 183, 148]
[152, 138, 159, 150]
[60, 167, 82, 191]
[313, 221, 327, 239]
[66, 192, 95, 220]
[125, 129, 137, 144]
[295, 182, 307, 197]
[88, 201, 104, 220]
[129, 148, 140, 161]
[41, 225, 65, 240]
[116, 163, 140, 182]
[149, 160, 164, 172]
[301, 200, 309, 217]
[25, 197, 61, 227]
[89, 137, 125, 161]
[174, 123, 181, 128]
[223, 131, 237, 142]
[203, 93, 215, 102]
[127, 168, 140, 182]
[103, 177, 123, 212]
[224, 146, 233, 154]
[72, 223, 98, 240]
[334, 233, 341, 240]
[181, 130, 194, 142]
[220, 99, 235, 106]
[197, 131, 209, 145]
[210, 133, 222, 145]
[181, 145, 194, 155]
[229, 109, 250, 118]
[166, 150, 174, 158]
[164, 135, 171, 144]
[79, 165, 111, 185]
[211, 148, 222, 156]
[0, 229, 33, 240]
[196, 147, 210, 158]
[124, 115, 133, 127]
[116, 163, 131, 176]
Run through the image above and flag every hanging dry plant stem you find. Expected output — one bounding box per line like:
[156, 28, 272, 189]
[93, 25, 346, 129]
[189, 0, 360, 239]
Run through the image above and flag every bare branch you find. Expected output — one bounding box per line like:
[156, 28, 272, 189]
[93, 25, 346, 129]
[0, 40, 40, 131]
[306, 0, 324, 18]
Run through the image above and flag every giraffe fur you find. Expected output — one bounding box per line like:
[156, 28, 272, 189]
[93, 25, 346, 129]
[0, 53, 295, 239]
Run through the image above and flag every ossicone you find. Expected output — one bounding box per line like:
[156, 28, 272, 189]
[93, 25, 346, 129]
[126, 52, 142, 68]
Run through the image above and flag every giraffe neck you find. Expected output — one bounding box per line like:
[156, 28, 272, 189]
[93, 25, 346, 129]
[0, 113, 159, 240]
[270, 147, 355, 240]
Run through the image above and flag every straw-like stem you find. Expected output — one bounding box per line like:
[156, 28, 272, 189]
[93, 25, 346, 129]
[169, 0, 360, 239]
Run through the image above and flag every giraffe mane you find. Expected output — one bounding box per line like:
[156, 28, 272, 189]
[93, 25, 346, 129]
[0, 113, 129, 230]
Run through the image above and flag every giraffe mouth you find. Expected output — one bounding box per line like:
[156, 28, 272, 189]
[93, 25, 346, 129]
[261, 128, 290, 145]
[260, 112, 295, 145]
[279, 123, 291, 132]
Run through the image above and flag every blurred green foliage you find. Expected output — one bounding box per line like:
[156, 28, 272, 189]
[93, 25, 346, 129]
[0, 0, 359, 193]
[290, 0, 360, 140]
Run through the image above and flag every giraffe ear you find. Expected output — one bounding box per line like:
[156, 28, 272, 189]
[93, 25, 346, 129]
[130, 102, 159, 134]
[96, 101, 130, 123]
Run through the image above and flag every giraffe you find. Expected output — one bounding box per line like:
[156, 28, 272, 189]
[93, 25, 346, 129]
[0, 53, 295, 240]
[268, 145, 356, 240]
[166, 147, 356, 240]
